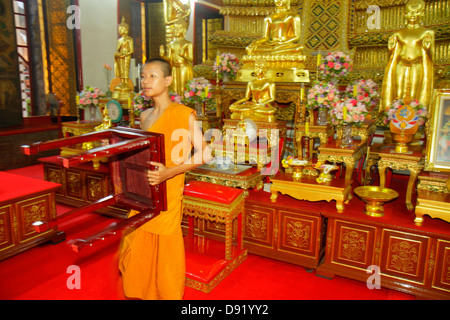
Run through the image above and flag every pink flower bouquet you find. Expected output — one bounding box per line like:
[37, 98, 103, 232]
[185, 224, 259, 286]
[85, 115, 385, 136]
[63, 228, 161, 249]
[318, 51, 353, 81]
[213, 53, 240, 81]
[330, 98, 368, 126]
[344, 79, 380, 112]
[183, 77, 213, 105]
[77, 86, 105, 108]
[306, 81, 341, 110]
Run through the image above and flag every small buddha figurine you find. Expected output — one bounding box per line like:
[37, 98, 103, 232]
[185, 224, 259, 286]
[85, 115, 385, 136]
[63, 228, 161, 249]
[113, 17, 134, 97]
[245, 0, 303, 56]
[95, 107, 112, 131]
[160, 19, 193, 96]
[229, 60, 277, 122]
[380, 0, 434, 112]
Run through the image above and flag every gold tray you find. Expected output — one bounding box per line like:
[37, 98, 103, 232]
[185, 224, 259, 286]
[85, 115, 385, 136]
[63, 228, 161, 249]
[354, 186, 399, 217]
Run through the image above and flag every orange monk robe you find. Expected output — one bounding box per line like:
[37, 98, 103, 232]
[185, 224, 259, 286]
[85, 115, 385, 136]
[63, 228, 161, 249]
[119, 103, 195, 300]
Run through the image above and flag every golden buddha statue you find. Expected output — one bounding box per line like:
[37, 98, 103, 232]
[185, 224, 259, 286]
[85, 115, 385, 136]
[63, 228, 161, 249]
[229, 60, 277, 122]
[163, 0, 191, 44]
[95, 107, 112, 132]
[112, 17, 135, 100]
[245, 0, 303, 56]
[380, 0, 434, 112]
[236, 0, 308, 83]
[160, 19, 193, 96]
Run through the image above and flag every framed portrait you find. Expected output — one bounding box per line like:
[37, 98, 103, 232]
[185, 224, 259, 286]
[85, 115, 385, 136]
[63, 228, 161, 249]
[425, 89, 450, 172]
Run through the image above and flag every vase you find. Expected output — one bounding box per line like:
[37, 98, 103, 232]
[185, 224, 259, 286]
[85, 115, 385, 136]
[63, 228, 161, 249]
[89, 105, 98, 121]
[341, 123, 353, 147]
[194, 102, 205, 118]
[222, 74, 230, 82]
[317, 107, 328, 126]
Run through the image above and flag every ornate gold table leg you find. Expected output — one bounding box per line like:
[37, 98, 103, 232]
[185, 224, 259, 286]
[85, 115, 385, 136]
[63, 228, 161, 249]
[270, 190, 278, 202]
[406, 167, 420, 211]
[225, 213, 232, 260]
[344, 159, 355, 182]
[378, 161, 388, 188]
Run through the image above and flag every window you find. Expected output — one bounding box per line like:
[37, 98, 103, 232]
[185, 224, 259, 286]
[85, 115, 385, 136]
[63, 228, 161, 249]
[13, 0, 32, 117]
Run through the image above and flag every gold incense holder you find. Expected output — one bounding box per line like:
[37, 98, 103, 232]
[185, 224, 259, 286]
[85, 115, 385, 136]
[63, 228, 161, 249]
[354, 186, 399, 217]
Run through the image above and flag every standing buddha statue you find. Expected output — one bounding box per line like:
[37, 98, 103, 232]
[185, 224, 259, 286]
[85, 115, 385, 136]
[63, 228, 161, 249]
[112, 17, 135, 100]
[380, 0, 434, 112]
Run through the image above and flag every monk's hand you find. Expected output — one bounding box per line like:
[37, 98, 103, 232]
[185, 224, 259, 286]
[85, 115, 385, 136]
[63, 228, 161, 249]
[147, 161, 169, 186]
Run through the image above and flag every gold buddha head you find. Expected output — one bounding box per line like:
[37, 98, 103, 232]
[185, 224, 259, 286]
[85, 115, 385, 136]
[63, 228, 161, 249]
[173, 19, 188, 37]
[254, 59, 268, 77]
[274, 0, 290, 10]
[119, 16, 130, 35]
[405, 0, 425, 25]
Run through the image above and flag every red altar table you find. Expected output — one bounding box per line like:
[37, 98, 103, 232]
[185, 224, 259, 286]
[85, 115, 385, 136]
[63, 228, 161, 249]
[0, 172, 61, 261]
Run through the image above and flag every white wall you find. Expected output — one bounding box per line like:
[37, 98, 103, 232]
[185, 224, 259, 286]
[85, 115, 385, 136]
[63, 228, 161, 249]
[79, 0, 118, 93]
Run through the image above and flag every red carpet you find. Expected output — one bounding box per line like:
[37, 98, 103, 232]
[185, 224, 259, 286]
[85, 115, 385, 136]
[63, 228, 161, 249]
[0, 164, 415, 300]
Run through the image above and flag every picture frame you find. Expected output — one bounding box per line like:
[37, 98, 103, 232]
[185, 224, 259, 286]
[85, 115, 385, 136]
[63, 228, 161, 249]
[425, 88, 450, 172]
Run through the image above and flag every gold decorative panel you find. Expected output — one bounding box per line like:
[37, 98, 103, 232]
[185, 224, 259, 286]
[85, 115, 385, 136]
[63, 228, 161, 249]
[381, 229, 429, 285]
[332, 220, 376, 269]
[244, 205, 273, 248]
[278, 211, 317, 257]
[432, 239, 450, 293]
[66, 170, 83, 200]
[17, 195, 53, 242]
[0, 205, 13, 250]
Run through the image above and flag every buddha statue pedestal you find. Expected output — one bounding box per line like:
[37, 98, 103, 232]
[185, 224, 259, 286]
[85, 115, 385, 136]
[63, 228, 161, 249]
[236, 54, 310, 83]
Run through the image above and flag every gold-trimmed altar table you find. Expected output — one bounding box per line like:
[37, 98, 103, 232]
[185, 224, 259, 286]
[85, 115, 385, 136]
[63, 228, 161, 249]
[185, 165, 264, 197]
[269, 172, 352, 213]
[317, 140, 366, 183]
[294, 123, 334, 159]
[377, 144, 424, 211]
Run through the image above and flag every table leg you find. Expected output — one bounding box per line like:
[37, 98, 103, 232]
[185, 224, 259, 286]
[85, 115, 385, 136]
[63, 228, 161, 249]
[406, 168, 419, 211]
[225, 215, 232, 260]
[378, 161, 387, 188]
[344, 159, 355, 182]
[270, 190, 278, 202]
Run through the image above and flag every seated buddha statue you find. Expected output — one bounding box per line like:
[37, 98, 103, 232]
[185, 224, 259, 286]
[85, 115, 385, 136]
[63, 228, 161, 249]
[229, 60, 277, 122]
[245, 0, 303, 56]
[380, 0, 434, 112]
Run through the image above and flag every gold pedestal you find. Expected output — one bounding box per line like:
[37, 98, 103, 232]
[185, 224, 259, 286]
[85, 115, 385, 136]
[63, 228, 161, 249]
[354, 186, 399, 217]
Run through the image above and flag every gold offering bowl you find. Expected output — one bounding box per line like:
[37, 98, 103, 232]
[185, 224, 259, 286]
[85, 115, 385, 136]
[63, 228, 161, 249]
[290, 160, 309, 179]
[354, 186, 399, 217]
[315, 164, 339, 183]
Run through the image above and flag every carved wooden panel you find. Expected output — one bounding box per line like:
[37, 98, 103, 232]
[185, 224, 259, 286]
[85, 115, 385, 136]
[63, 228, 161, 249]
[45, 165, 64, 196]
[244, 203, 274, 249]
[432, 239, 450, 294]
[332, 220, 376, 270]
[380, 229, 429, 285]
[85, 173, 106, 202]
[278, 210, 318, 258]
[16, 193, 55, 243]
[0, 205, 13, 251]
[65, 169, 83, 201]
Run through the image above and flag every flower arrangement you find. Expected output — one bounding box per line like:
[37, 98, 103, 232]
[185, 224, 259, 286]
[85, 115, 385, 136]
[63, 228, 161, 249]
[306, 81, 340, 110]
[213, 53, 240, 81]
[344, 79, 380, 112]
[330, 98, 368, 126]
[183, 77, 213, 106]
[77, 86, 105, 108]
[318, 51, 353, 81]
[382, 98, 428, 127]
[133, 90, 182, 116]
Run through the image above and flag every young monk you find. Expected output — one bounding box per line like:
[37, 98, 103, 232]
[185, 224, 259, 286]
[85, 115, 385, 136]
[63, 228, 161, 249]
[119, 58, 211, 300]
